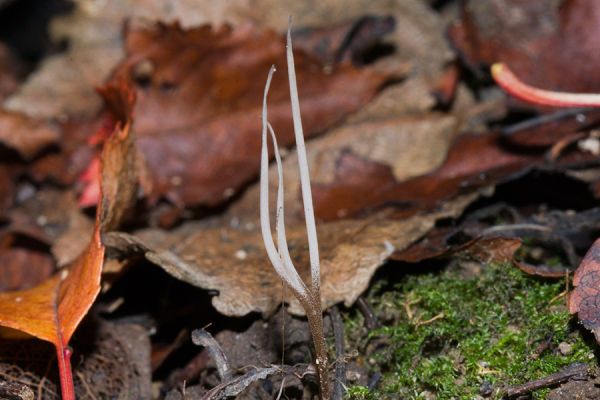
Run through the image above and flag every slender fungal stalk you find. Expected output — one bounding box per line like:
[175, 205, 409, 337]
[259, 26, 330, 399]
[492, 63, 600, 108]
[286, 21, 321, 295]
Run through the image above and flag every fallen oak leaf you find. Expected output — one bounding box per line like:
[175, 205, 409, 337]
[0, 82, 136, 399]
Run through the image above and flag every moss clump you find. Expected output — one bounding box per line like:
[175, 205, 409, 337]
[345, 262, 595, 399]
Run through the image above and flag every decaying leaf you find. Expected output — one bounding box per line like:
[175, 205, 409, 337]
[0, 82, 137, 398]
[107, 22, 389, 206]
[0, 188, 92, 269]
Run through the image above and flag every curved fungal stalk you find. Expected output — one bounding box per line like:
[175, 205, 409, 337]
[286, 24, 321, 295]
[259, 27, 330, 400]
[492, 63, 600, 108]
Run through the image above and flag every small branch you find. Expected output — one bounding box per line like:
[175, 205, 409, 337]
[505, 363, 589, 397]
[330, 306, 346, 400]
[356, 297, 380, 330]
[202, 366, 281, 400]
[191, 329, 232, 382]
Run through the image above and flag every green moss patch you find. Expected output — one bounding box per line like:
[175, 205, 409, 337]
[345, 262, 595, 399]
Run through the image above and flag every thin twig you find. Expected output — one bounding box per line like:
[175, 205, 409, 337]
[505, 363, 589, 397]
[191, 329, 233, 382]
[356, 297, 380, 330]
[201, 366, 280, 400]
[330, 307, 346, 400]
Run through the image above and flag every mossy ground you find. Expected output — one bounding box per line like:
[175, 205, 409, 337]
[344, 262, 597, 399]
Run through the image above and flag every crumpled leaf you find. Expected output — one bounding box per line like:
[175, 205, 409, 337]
[107, 22, 389, 206]
[570, 238, 600, 341]
[0, 82, 137, 396]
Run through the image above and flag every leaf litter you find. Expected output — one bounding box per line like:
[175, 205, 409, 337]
[1, 0, 600, 398]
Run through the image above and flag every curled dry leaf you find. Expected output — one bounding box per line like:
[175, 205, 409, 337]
[0, 82, 137, 398]
[108, 22, 389, 206]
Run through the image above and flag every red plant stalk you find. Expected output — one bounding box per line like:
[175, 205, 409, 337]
[491, 63, 600, 108]
[57, 346, 75, 400]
